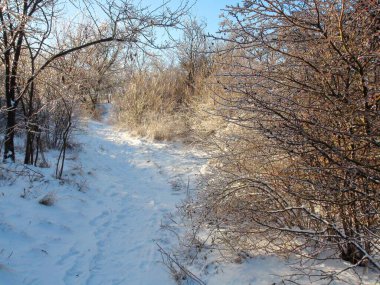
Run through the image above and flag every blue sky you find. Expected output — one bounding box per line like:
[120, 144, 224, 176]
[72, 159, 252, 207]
[65, 1, 236, 33]
[63, 0, 237, 41]
[188, 0, 235, 33]
[143, 0, 236, 34]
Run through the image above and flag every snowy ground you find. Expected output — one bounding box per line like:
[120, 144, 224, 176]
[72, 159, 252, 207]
[0, 105, 204, 285]
[0, 105, 378, 285]
[183, 247, 379, 285]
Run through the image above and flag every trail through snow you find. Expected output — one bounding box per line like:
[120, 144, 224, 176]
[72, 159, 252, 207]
[0, 105, 204, 285]
[2, 105, 376, 285]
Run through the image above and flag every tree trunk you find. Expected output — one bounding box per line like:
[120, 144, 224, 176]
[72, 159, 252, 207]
[3, 23, 24, 162]
[3, 106, 16, 162]
[24, 127, 34, 165]
[24, 79, 36, 165]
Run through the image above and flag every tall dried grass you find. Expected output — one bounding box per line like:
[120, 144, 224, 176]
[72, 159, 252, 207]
[114, 65, 216, 141]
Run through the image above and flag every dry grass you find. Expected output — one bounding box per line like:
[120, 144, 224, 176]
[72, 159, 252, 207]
[139, 113, 189, 141]
[113, 62, 225, 144]
[113, 67, 193, 141]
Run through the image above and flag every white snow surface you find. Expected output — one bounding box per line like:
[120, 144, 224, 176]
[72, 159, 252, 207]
[0, 105, 204, 285]
[0, 104, 378, 285]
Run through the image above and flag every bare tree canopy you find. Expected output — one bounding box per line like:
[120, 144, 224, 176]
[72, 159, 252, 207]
[0, 0, 189, 163]
[184, 0, 380, 279]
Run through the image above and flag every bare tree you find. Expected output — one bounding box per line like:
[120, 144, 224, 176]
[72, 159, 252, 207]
[178, 18, 209, 98]
[187, 0, 380, 279]
[0, 0, 189, 163]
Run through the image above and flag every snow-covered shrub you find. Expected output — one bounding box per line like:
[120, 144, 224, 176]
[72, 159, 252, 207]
[176, 1, 380, 282]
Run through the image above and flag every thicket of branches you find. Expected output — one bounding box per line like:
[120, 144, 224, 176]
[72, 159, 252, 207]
[1, 0, 378, 282]
[178, 0, 379, 281]
[0, 0, 188, 178]
[113, 18, 215, 141]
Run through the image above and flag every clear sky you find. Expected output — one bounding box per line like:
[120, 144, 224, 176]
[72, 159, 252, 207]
[142, 0, 236, 34]
[63, 0, 238, 47]
[65, 1, 237, 33]
[189, 0, 236, 33]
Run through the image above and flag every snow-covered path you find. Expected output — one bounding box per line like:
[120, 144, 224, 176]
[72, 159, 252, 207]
[1, 108, 378, 285]
[0, 109, 203, 285]
[74, 120, 201, 285]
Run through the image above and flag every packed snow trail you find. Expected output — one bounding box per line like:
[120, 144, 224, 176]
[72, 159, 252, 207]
[0, 105, 203, 285]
